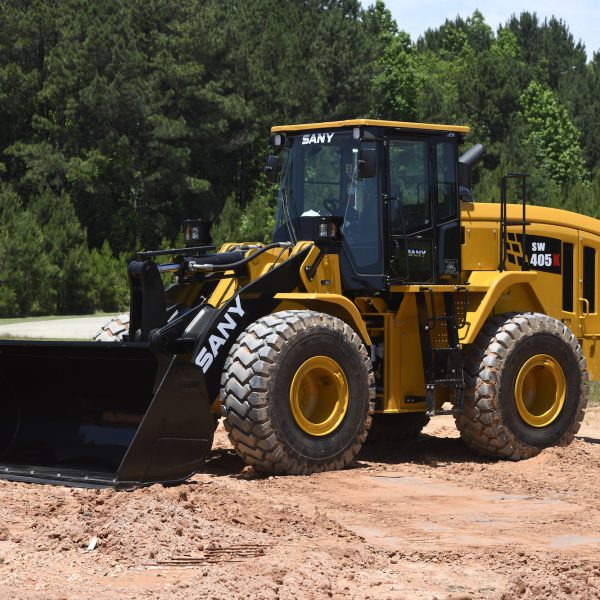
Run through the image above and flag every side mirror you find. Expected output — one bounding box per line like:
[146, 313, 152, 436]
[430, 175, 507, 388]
[357, 148, 376, 179]
[265, 154, 280, 184]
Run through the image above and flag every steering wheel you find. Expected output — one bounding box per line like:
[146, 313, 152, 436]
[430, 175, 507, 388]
[323, 199, 338, 214]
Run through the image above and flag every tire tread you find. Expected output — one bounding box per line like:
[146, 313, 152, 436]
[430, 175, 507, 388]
[455, 312, 588, 460]
[221, 310, 375, 474]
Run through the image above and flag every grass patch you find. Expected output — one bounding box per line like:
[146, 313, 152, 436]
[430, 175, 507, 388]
[0, 335, 84, 341]
[0, 312, 114, 326]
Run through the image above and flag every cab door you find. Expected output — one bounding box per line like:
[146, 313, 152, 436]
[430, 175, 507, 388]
[385, 135, 460, 283]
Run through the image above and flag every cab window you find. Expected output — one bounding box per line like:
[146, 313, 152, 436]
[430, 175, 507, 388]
[388, 139, 429, 233]
[435, 142, 457, 221]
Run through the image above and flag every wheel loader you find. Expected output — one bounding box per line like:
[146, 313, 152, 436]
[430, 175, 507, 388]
[0, 119, 591, 487]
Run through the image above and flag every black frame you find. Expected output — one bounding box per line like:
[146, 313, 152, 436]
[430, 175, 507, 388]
[383, 131, 462, 285]
[270, 125, 464, 291]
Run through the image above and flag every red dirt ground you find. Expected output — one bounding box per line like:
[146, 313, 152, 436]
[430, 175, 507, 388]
[1, 410, 600, 599]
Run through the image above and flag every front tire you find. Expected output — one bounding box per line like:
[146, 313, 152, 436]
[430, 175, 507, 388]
[455, 312, 588, 460]
[220, 310, 375, 474]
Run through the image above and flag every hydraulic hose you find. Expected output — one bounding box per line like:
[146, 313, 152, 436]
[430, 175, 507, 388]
[155, 242, 293, 274]
[187, 242, 293, 272]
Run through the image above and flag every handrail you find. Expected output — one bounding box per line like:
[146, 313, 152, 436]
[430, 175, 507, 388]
[498, 173, 530, 272]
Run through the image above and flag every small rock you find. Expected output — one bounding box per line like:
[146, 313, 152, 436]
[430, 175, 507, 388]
[513, 577, 527, 594]
[87, 537, 98, 551]
[240, 466, 256, 478]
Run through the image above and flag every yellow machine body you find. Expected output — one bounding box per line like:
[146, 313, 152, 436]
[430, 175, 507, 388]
[1, 118, 592, 486]
[460, 202, 600, 378]
[206, 119, 594, 471]
[200, 197, 600, 417]
[187, 119, 600, 421]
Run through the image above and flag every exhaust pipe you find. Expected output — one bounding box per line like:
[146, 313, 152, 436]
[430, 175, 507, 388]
[458, 143, 484, 191]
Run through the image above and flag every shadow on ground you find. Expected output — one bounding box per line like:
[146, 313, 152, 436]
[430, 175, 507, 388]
[356, 433, 497, 467]
[577, 435, 600, 445]
[200, 433, 496, 478]
[203, 448, 245, 475]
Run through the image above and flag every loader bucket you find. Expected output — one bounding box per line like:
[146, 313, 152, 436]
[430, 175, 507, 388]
[0, 341, 214, 488]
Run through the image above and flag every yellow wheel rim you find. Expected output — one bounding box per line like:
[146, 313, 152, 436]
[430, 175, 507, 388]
[514, 354, 566, 427]
[289, 356, 349, 436]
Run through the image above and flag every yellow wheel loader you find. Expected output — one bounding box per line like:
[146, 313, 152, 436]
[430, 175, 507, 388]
[0, 119, 591, 486]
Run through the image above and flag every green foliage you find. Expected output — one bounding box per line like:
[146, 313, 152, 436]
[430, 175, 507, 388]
[1, 4, 600, 316]
[211, 195, 244, 248]
[88, 242, 130, 312]
[0, 0, 391, 258]
[212, 180, 276, 246]
[519, 81, 589, 186]
[0, 187, 55, 316]
[0, 185, 127, 317]
[238, 182, 277, 244]
[372, 32, 419, 120]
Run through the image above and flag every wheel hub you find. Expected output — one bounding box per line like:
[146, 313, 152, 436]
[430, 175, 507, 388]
[514, 354, 566, 428]
[289, 356, 349, 436]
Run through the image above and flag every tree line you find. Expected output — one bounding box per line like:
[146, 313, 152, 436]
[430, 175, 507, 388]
[0, 0, 598, 316]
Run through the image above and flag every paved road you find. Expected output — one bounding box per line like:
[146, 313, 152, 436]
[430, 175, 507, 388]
[0, 316, 110, 340]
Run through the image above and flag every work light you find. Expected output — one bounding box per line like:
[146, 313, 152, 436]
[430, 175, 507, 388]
[183, 219, 212, 247]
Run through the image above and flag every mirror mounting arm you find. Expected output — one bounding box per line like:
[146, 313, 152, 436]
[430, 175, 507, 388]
[357, 147, 376, 178]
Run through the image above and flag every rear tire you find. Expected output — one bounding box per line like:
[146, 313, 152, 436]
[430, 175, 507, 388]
[366, 412, 430, 444]
[220, 310, 375, 474]
[455, 312, 588, 460]
[93, 313, 130, 342]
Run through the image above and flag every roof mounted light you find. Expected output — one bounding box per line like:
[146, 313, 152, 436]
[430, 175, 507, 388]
[274, 134, 284, 147]
[352, 127, 361, 140]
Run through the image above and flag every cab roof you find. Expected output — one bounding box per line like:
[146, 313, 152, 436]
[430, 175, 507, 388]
[271, 118, 470, 135]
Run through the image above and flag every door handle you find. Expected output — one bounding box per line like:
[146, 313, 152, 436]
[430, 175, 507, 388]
[580, 297, 590, 319]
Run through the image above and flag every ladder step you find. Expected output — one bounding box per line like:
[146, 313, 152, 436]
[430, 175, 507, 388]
[429, 314, 457, 321]
[433, 379, 464, 387]
[434, 408, 463, 416]
[417, 290, 466, 417]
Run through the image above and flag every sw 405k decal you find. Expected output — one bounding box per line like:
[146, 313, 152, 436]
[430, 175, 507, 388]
[506, 233, 562, 274]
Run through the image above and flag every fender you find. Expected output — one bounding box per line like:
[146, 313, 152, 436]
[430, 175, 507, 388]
[274, 292, 371, 345]
[191, 246, 310, 398]
[459, 270, 541, 344]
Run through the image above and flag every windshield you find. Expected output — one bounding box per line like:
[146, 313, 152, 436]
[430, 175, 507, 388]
[273, 131, 381, 274]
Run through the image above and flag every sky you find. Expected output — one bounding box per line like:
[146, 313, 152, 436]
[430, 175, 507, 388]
[382, 0, 600, 59]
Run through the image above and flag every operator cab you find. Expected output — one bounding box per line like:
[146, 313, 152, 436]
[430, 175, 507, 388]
[268, 119, 470, 290]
